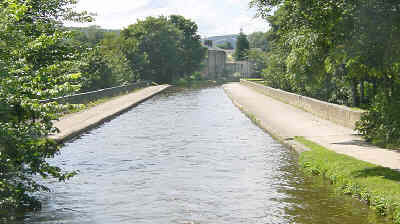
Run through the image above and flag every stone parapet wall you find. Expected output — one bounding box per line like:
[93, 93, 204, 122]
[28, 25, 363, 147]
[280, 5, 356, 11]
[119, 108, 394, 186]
[41, 81, 151, 105]
[240, 79, 363, 129]
[226, 61, 252, 78]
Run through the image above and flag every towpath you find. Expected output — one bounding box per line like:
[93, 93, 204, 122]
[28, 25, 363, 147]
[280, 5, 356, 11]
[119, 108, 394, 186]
[51, 84, 170, 143]
[224, 83, 400, 170]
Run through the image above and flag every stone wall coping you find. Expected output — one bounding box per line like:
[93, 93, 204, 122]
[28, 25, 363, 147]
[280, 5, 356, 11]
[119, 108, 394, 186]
[240, 79, 364, 129]
[40, 81, 151, 104]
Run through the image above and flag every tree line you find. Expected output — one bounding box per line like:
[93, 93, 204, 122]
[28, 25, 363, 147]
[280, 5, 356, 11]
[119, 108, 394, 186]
[249, 0, 400, 148]
[71, 16, 206, 91]
[0, 0, 205, 208]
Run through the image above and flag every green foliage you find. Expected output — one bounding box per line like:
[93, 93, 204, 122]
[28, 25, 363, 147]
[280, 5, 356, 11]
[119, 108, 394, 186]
[0, 0, 90, 208]
[234, 31, 250, 61]
[121, 15, 205, 84]
[70, 26, 105, 47]
[247, 49, 268, 77]
[70, 26, 120, 48]
[121, 16, 183, 84]
[79, 47, 113, 91]
[248, 31, 270, 51]
[69, 27, 136, 91]
[101, 45, 137, 86]
[173, 71, 204, 86]
[251, 0, 400, 146]
[356, 90, 400, 148]
[217, 42, 234, 50]
[297, 137, 400, 223]
[169, 15, 206, 77]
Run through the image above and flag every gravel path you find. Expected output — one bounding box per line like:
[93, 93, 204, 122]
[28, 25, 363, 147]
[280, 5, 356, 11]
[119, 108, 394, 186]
[224, 83, 400, 170]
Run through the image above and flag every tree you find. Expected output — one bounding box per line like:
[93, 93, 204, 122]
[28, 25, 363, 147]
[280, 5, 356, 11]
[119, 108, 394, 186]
[121, 16, 205, 83]
[77, 32, 137, 92]
[169, 15, 206, 77]
[247, 49, 268, 77]
[79, 47, 113, 91]
[0, 0, 90, 208]
[250, 0, 400, 147]
[248, 31, 270, 51]
[234, 31, 250, 61]
[71, 25, 105, 48]
[100, 32, 137, 85]
[121, 16, 183, 83]
[217, 42, 234, 50]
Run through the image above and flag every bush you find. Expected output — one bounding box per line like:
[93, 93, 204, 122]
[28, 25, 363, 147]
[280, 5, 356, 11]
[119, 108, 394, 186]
[356, 91, 400, 148]
[0, 0, 88, 208]
[190, 72, 203, 81]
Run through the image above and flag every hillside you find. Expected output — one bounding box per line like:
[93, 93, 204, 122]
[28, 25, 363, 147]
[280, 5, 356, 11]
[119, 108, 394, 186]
[202, 34, 238, 49]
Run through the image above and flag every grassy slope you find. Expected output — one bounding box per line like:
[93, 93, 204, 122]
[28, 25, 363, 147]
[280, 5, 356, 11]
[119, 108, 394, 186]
[296, 136, 400, 223]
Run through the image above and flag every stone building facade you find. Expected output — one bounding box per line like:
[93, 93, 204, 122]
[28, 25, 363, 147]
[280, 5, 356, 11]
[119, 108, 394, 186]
[202, 48, 253, 79]
[202, 49, 227, 79]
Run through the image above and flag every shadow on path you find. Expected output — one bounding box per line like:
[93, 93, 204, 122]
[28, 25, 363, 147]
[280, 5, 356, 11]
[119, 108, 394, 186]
[332, 139, 375, 148]
[352, 166, 400, 182]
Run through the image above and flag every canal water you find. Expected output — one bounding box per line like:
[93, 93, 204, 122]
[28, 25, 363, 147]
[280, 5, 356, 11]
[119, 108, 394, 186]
[5, 86, 391, 223]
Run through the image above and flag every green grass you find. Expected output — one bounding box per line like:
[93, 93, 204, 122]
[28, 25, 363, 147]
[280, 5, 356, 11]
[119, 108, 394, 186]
[349, 106, 366, 112]
[244, 78, 264, 81]
[243, 78, 268, 85]
[296, 136, 400, 223]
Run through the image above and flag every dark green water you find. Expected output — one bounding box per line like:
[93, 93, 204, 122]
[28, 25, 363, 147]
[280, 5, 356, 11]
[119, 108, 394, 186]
[2, 86, 392, 223]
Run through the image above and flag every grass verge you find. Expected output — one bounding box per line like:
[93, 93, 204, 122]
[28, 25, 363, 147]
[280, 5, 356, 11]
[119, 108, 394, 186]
[244, 78, 264, 81]
[296, 136, 400, 223]
[243, 78, 267, 85]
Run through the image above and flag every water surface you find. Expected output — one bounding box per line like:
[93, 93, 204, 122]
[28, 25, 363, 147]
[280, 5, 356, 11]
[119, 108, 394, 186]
[4, 86, 391, 224]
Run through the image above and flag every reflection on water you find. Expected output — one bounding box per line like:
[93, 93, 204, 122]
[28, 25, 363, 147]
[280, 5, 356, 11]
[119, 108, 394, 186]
[3, 86, 391, 224]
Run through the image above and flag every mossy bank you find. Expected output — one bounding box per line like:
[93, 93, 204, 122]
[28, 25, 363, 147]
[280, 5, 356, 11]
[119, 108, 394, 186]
[296, 137, 400, 224]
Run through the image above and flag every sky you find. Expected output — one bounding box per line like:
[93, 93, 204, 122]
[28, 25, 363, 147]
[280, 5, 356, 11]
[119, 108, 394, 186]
[69, 0, 270, 37]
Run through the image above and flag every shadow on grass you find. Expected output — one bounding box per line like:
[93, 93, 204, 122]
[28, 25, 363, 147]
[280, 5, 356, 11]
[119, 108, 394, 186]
[352, 166, 400, 182]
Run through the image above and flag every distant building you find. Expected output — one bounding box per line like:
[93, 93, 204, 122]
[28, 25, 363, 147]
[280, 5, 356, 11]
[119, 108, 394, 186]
[201, 34, 238, 50]
[202, 49, 226, 79]
[201, 48, 253, 79]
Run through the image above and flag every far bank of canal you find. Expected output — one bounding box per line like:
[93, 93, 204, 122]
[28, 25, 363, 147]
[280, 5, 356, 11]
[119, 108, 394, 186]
[4, 86, 392, 223]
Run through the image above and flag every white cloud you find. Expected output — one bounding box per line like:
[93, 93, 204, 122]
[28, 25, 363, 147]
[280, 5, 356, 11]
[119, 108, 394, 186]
[74, 0, 149, 14]
[69, 0, 269, 35]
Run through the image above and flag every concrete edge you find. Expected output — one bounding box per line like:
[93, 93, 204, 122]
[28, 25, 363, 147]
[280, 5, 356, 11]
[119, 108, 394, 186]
[222, 85, 309, 154]
[51, 85, 171, 144]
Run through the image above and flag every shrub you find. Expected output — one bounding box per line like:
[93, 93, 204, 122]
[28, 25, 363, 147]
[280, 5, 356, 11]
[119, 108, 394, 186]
[356, 91, 400, 148]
